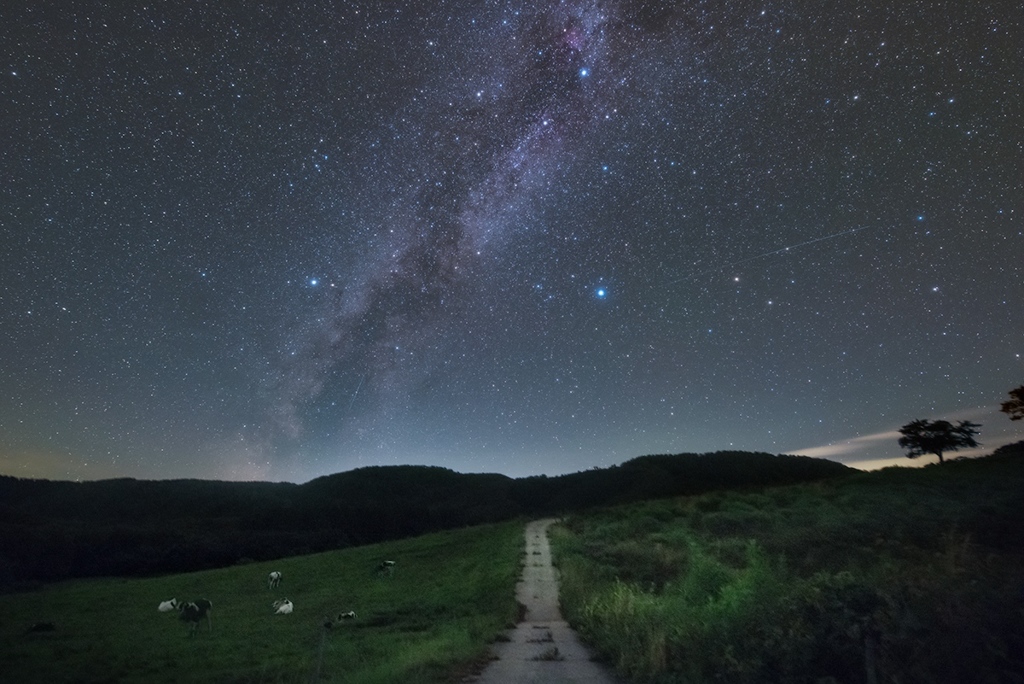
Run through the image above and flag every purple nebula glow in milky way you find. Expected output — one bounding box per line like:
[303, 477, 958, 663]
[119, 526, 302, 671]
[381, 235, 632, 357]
[268, 2, 662, 446]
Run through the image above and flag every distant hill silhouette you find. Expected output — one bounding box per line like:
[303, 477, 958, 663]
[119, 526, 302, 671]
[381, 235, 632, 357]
[0, 451, 849, 587]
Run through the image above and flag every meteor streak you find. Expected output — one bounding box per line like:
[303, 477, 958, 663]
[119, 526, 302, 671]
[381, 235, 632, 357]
[667, 226, 870, 283]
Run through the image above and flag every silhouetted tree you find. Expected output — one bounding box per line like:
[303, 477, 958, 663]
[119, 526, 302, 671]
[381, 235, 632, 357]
[1000, 385, 1024, 421]
[898, 419, 981, 464]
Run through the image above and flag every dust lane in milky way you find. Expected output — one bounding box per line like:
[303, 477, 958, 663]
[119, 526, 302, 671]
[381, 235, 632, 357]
[268, 3, 647, 441]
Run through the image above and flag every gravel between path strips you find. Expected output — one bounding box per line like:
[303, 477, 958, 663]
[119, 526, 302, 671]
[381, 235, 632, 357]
[469, 518, 622, 684]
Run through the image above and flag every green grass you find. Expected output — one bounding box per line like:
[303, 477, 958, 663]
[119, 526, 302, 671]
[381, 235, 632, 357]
[0, 520, 524, 684]
[552, 454, 1024, 683]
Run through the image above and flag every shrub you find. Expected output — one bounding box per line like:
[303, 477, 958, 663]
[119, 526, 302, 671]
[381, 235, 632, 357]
[553, 456, 1024, 683]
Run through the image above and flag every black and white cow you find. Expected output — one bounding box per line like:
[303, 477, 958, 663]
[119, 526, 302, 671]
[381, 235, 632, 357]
[323, 611, 356, 629]
[267, 571, 282, 590]
[158, 598, 179, 612]
[178, 599, 213, 636]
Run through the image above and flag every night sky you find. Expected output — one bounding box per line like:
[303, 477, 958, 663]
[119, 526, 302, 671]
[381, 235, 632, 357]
[3, 1, 1022, 483]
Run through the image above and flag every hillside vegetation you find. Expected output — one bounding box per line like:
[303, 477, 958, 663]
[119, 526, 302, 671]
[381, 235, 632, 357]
[0, 451, 847, 586]
[552, 444, 1024, 683]
[0, 521, 523, 684]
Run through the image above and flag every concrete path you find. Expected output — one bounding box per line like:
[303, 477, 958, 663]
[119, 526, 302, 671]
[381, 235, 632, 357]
[469, 519, 621, 684]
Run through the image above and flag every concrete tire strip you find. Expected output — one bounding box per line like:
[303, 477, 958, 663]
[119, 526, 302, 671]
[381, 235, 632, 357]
[470, 518, 621, 684]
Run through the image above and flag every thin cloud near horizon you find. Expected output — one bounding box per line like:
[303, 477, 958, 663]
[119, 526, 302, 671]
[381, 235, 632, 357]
[792, 405, 1023, 469]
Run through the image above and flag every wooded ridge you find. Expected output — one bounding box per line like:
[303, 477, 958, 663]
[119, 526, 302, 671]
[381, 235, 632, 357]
[0, 451, 849, 587]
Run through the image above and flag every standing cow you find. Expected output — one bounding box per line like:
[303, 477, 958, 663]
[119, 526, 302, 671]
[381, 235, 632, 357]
[178, 599, 213, 636]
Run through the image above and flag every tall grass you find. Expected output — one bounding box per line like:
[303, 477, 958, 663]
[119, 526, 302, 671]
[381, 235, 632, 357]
[553, 455, 1024, 683]
[0, 521, 524, 683]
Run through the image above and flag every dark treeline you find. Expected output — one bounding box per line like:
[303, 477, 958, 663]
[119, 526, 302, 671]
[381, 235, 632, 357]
[0, 451, 848, 588]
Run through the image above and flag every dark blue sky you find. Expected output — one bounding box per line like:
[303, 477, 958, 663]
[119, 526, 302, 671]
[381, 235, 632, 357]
[2, 0, 1021, 483]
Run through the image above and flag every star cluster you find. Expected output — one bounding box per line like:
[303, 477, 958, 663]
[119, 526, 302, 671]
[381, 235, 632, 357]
[2, 0, 1021, 482]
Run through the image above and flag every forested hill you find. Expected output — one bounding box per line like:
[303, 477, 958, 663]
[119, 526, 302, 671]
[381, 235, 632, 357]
[0, 451, 848, 587]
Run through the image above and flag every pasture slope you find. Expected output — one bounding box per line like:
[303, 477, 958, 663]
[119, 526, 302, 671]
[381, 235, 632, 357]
[0, 521, 523, 684]
[5, 446, 1021, 683]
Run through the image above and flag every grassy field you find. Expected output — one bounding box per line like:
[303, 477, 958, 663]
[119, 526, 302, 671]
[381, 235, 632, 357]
[552, 452, 1024, 683]
[0, 520, 524, 684]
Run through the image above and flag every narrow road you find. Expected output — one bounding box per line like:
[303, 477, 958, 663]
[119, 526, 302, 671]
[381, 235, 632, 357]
[470, 519, 621, 684]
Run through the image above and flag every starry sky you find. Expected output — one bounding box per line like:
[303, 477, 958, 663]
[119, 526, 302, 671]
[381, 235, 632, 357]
[2, 0, 1022, 483]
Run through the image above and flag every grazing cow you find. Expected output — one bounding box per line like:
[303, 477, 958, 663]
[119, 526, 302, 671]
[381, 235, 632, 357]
[268, 571, 282, 590]
[178, 599, 213, 636]
[158, 599, 179, 612]
[272, 599, 293, 615]
[376, 560, 396, 577]
[323, 611, 356, 629]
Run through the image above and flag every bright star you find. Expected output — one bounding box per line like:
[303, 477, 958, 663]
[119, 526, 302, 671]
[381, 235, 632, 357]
[310, 278, 319, 286]
[595, 288, 607, 298]
[579, 68, 589, 78]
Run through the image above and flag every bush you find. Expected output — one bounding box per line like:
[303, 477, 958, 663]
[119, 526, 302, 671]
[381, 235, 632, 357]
[552, 456, 1024, 683]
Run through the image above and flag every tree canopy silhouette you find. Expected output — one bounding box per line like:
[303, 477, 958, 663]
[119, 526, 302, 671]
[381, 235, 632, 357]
[1000, 385, 1024, 421]
[897, 419, 981, 464]
[0, 452, 851, 585]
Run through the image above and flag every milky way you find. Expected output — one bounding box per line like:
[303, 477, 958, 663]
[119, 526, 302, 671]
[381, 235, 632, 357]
[270, 2, 647, 442]
[2, 0, 1021, 482]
